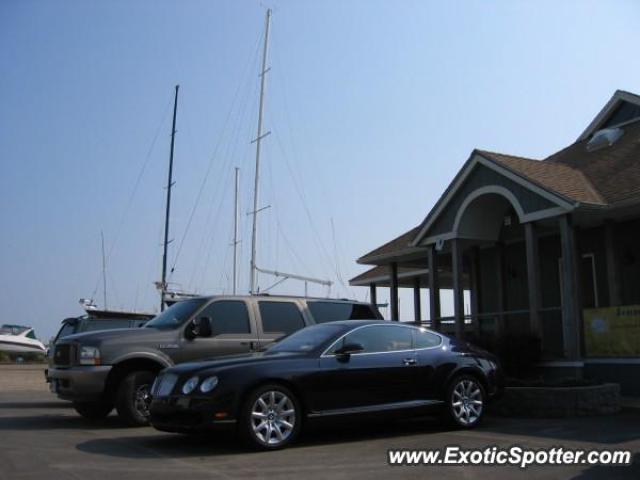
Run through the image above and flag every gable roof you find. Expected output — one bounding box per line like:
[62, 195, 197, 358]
[355, 89, 640, 266]
[478, 150, 606, 205]
[577, 90, 640, 141]
[409, 150, 577, 247]
[357, 226, 421, 264]
[546, 118, 640, 205]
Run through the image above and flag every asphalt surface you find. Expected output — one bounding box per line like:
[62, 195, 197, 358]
[0, 367, 638, 479]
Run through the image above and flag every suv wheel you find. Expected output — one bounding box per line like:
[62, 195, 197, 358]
[73, 400, 113, 420]
[115, 370, 156, 427]
[444, 374, 485, 428]
[239, 384, 301, 450]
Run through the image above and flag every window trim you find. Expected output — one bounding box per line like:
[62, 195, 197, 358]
[320, 323, 443, 358]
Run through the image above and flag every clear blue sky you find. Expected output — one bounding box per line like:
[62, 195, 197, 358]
[1, 0, 639, 339]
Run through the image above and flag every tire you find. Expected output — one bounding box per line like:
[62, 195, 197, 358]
[443, 374, 485, 428]
[238, 384, 302, 450]
[73, 400, 113, 420]
[115, 370, 156, 427]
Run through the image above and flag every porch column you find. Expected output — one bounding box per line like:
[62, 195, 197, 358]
[524, 222, 542, 338]
[559, 215, 581, 360]
[452, 238, 465, 339]
[390, 262, 399, 321]
[604, 221, 622, 306]
[427, 245, 441, 331]
[496, 242, 506, 338]
[413, 277, 422, 324]
[369, 283, 377, 306]
[469, 247, 481, 337]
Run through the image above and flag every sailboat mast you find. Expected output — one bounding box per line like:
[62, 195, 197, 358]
[249, 9, 272, 295]
[233, 167, 240, 295]
[161, 84, 179, 311]
[101, 230, 107, 309]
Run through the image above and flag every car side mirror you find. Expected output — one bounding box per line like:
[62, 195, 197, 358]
[185, 317, 212, 340]
[334, 342, 364, 361]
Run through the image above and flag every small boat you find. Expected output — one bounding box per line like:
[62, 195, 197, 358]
[0, 324, 46, 354]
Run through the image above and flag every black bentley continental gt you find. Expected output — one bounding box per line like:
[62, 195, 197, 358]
[149, 320, 503, 450]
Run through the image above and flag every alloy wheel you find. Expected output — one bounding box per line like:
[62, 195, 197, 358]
[451, 378, 483, 426]
[250, 390, 296, 446]
[133, 383, 152, 418]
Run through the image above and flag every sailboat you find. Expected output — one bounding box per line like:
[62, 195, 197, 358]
[0, 325, 46, 354]
[247, 9, 332, 296]
[160, 10, 333, 301]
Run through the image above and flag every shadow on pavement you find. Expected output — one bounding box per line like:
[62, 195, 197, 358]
[0, 401, 71, 410]
[481, 412, 640, 445]
[0, 412, 128, 431]
[74, 413, 640, 462]
[571, 453, 639, 480]
[76, 417, 447, 458]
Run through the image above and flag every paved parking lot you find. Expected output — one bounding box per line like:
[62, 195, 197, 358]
[0, 366, 638, 479]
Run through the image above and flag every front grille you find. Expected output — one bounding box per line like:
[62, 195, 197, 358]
[153, 373, 178, 397]
[53, 344, 74, 367]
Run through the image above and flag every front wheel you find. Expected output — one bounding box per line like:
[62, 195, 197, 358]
[238, 384, 302, 450]
[73, 399, 113, 420]
[115, 370, 156, 427]
[444, 375, 485, 428]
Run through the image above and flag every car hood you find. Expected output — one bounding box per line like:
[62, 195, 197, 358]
[58, 326, 166, 345]
[167, 351, 306, 375]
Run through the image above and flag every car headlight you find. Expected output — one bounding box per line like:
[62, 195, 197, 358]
[200, 376, 219, 393]
[182, 376, 199, 395]
[79, 346, 101, 365]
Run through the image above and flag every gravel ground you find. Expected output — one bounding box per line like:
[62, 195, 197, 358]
[0, 364, 48, 392]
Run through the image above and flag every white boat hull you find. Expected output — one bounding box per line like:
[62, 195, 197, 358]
[0, 336, 46, 354]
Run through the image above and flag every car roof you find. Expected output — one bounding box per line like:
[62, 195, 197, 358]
[168, 294, 375, 305]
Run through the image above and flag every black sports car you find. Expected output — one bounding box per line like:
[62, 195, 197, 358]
[149, 320, 503, 450]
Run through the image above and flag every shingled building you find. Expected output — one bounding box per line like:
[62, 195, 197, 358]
[350, 90, 640, 394]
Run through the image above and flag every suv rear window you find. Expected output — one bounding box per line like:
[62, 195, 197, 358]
[307, 301, 378, 324]
[259, 302, 305, 335]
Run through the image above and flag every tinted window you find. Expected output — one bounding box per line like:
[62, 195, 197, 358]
[200, 301, 251, 335]
[268, 324, 344, 353]
[414, 328, 442, 349]
[332, 325, 413, 354]
[82, 319, 132, 332]
[145, 298, 208, 330]
[307, 301, 378, 323]
[259, 302, 305, 335]
[56, 322, 76, 340]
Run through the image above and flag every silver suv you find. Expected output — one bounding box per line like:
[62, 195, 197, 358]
[48, 295, 381, 426]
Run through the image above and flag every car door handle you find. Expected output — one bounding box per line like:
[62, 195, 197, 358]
[403, 358, 417, 366]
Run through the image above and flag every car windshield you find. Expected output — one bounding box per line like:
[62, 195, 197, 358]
[267, 324, 345, 353]
[145, 298, 207, 330]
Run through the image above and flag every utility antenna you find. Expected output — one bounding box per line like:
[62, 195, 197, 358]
[249, 9, 272, 295]
[232, 167, 240, 294]
[101, 230, 107, 309]
[160, 84, 179, 310]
